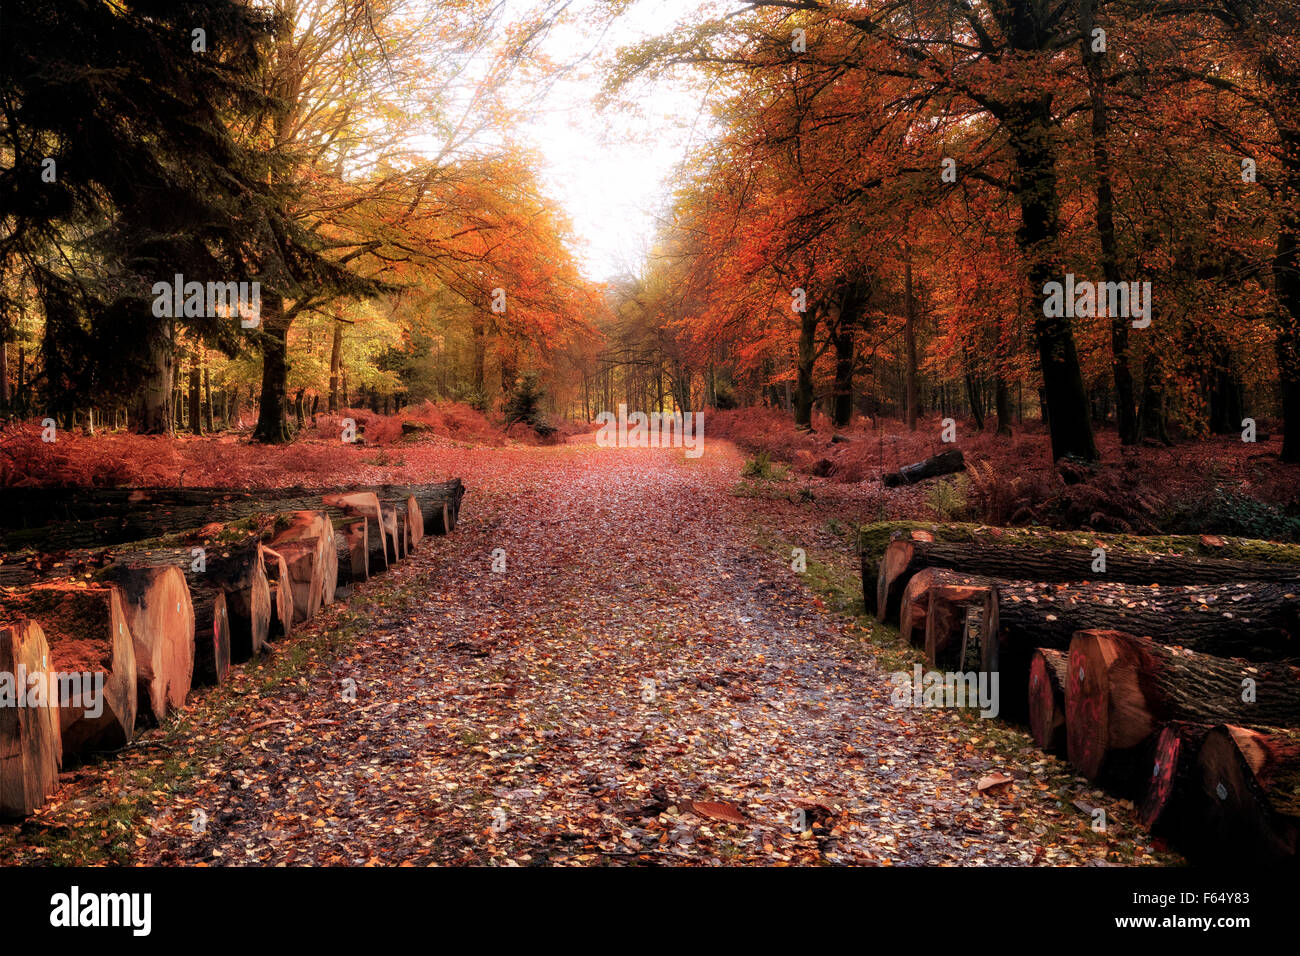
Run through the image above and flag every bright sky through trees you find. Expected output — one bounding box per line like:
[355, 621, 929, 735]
[503, 0, 717, 281]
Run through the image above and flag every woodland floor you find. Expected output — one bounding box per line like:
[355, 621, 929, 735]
[0, 437, 1178, 866]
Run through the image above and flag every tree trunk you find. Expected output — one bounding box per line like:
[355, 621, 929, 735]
[1140, 350, 1171, 444]
[904, 249, 918, 432]
[1006, 93, 1099, 462]
[983, 577, 1300, 726]
[898, 567, 992, 647]
[267, 512, 335, 624]
[995, 374, 1013, 436]
[1275, 127, 1300, 462]
[1186, 724, 1300, 862]
[1080, 0, 1138, 446]
[322, 492, 391, 574]
[188, 356, 202, 435]
[203, 365, 214, 433]
[261, 546, 293, 641]
[328, 319, 343, 412]
[831, 324, 854, 428]
[794, 306, 818, 430]
[253, 291, 292, 444]
[923, 584, 996, 672]
[135, 319, 175, 436]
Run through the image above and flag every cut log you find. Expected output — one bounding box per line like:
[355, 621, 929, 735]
[330, 517, 366, 600]
[1027, 647, 1069, 754]
[97, 534, 270, 665]
[268, 512, 333, 624]
[0, 480, 466, 551]
[95, 564, 194, 722]
[340, 519, 368, 583]
[1181, 725, 1300, 862]
[1140, 721, 1214, 834]
[321, 492, 389, 575]
[379, 504, 400, 565]
[208, 537, 271, 659]
[370, 480, 464, 534]
[859, 520, 1300, 569]
[0, 584, 137, 757]
[924, 584, 996, 671]
[881, 448, 965, 488]
[393, 494, 423, 549]
[898, 568, 992, 647]
[1065, 629, 1300, 786]
[860, 551, 879, 618]
[261, 546, 293, 640]
[982, 578, 1300, 724]
[191, 584, 231, 685]
[392, 509, 407, 562]
[875, 536, 1300, 624]
[0, 619, 62, 817]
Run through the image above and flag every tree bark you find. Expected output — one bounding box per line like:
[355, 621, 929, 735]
[904, 248, 918, 432]
[328, 319, 343, 412]
[134, 319, 175, 436]
[880, 449, 966, 489]
[1005, 91, 1099, 462]
[188, 355, 202, 435]
[875, 535, 1300, 625]
[1065, 629, 1300, 786]
[794, 305, 818, 430]
[253, 291, 292, 444]
[1080, 0, 1138, 445]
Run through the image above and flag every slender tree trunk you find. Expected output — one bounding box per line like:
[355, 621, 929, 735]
[1080, 0, 1138, 446]
[1005, 93, 1099, 462]
[995, 374, 1013, 436]
[328, 319, 343, 413]
[904, 248, 918, 432]
[964, 354, 985, 431]
[1276, 127, 1300, 462]
[832, 324, 855, 428]
[203, 365, 214, 432]
[1140, 350, 1172, 445]
[0, 339, 9, 411]
[188, 355, 202, 435]
[794, 306, 818, 430]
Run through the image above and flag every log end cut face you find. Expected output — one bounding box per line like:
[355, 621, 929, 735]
[0, 619, 63, 817]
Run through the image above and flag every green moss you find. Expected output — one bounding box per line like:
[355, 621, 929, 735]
[857, 520, 1300, 565]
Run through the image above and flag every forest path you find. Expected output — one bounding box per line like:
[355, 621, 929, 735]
[15, 439, 1164, 865]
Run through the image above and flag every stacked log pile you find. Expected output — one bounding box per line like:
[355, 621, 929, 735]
[0, 476, 466, 818]
[861, 520, 1300, 863]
